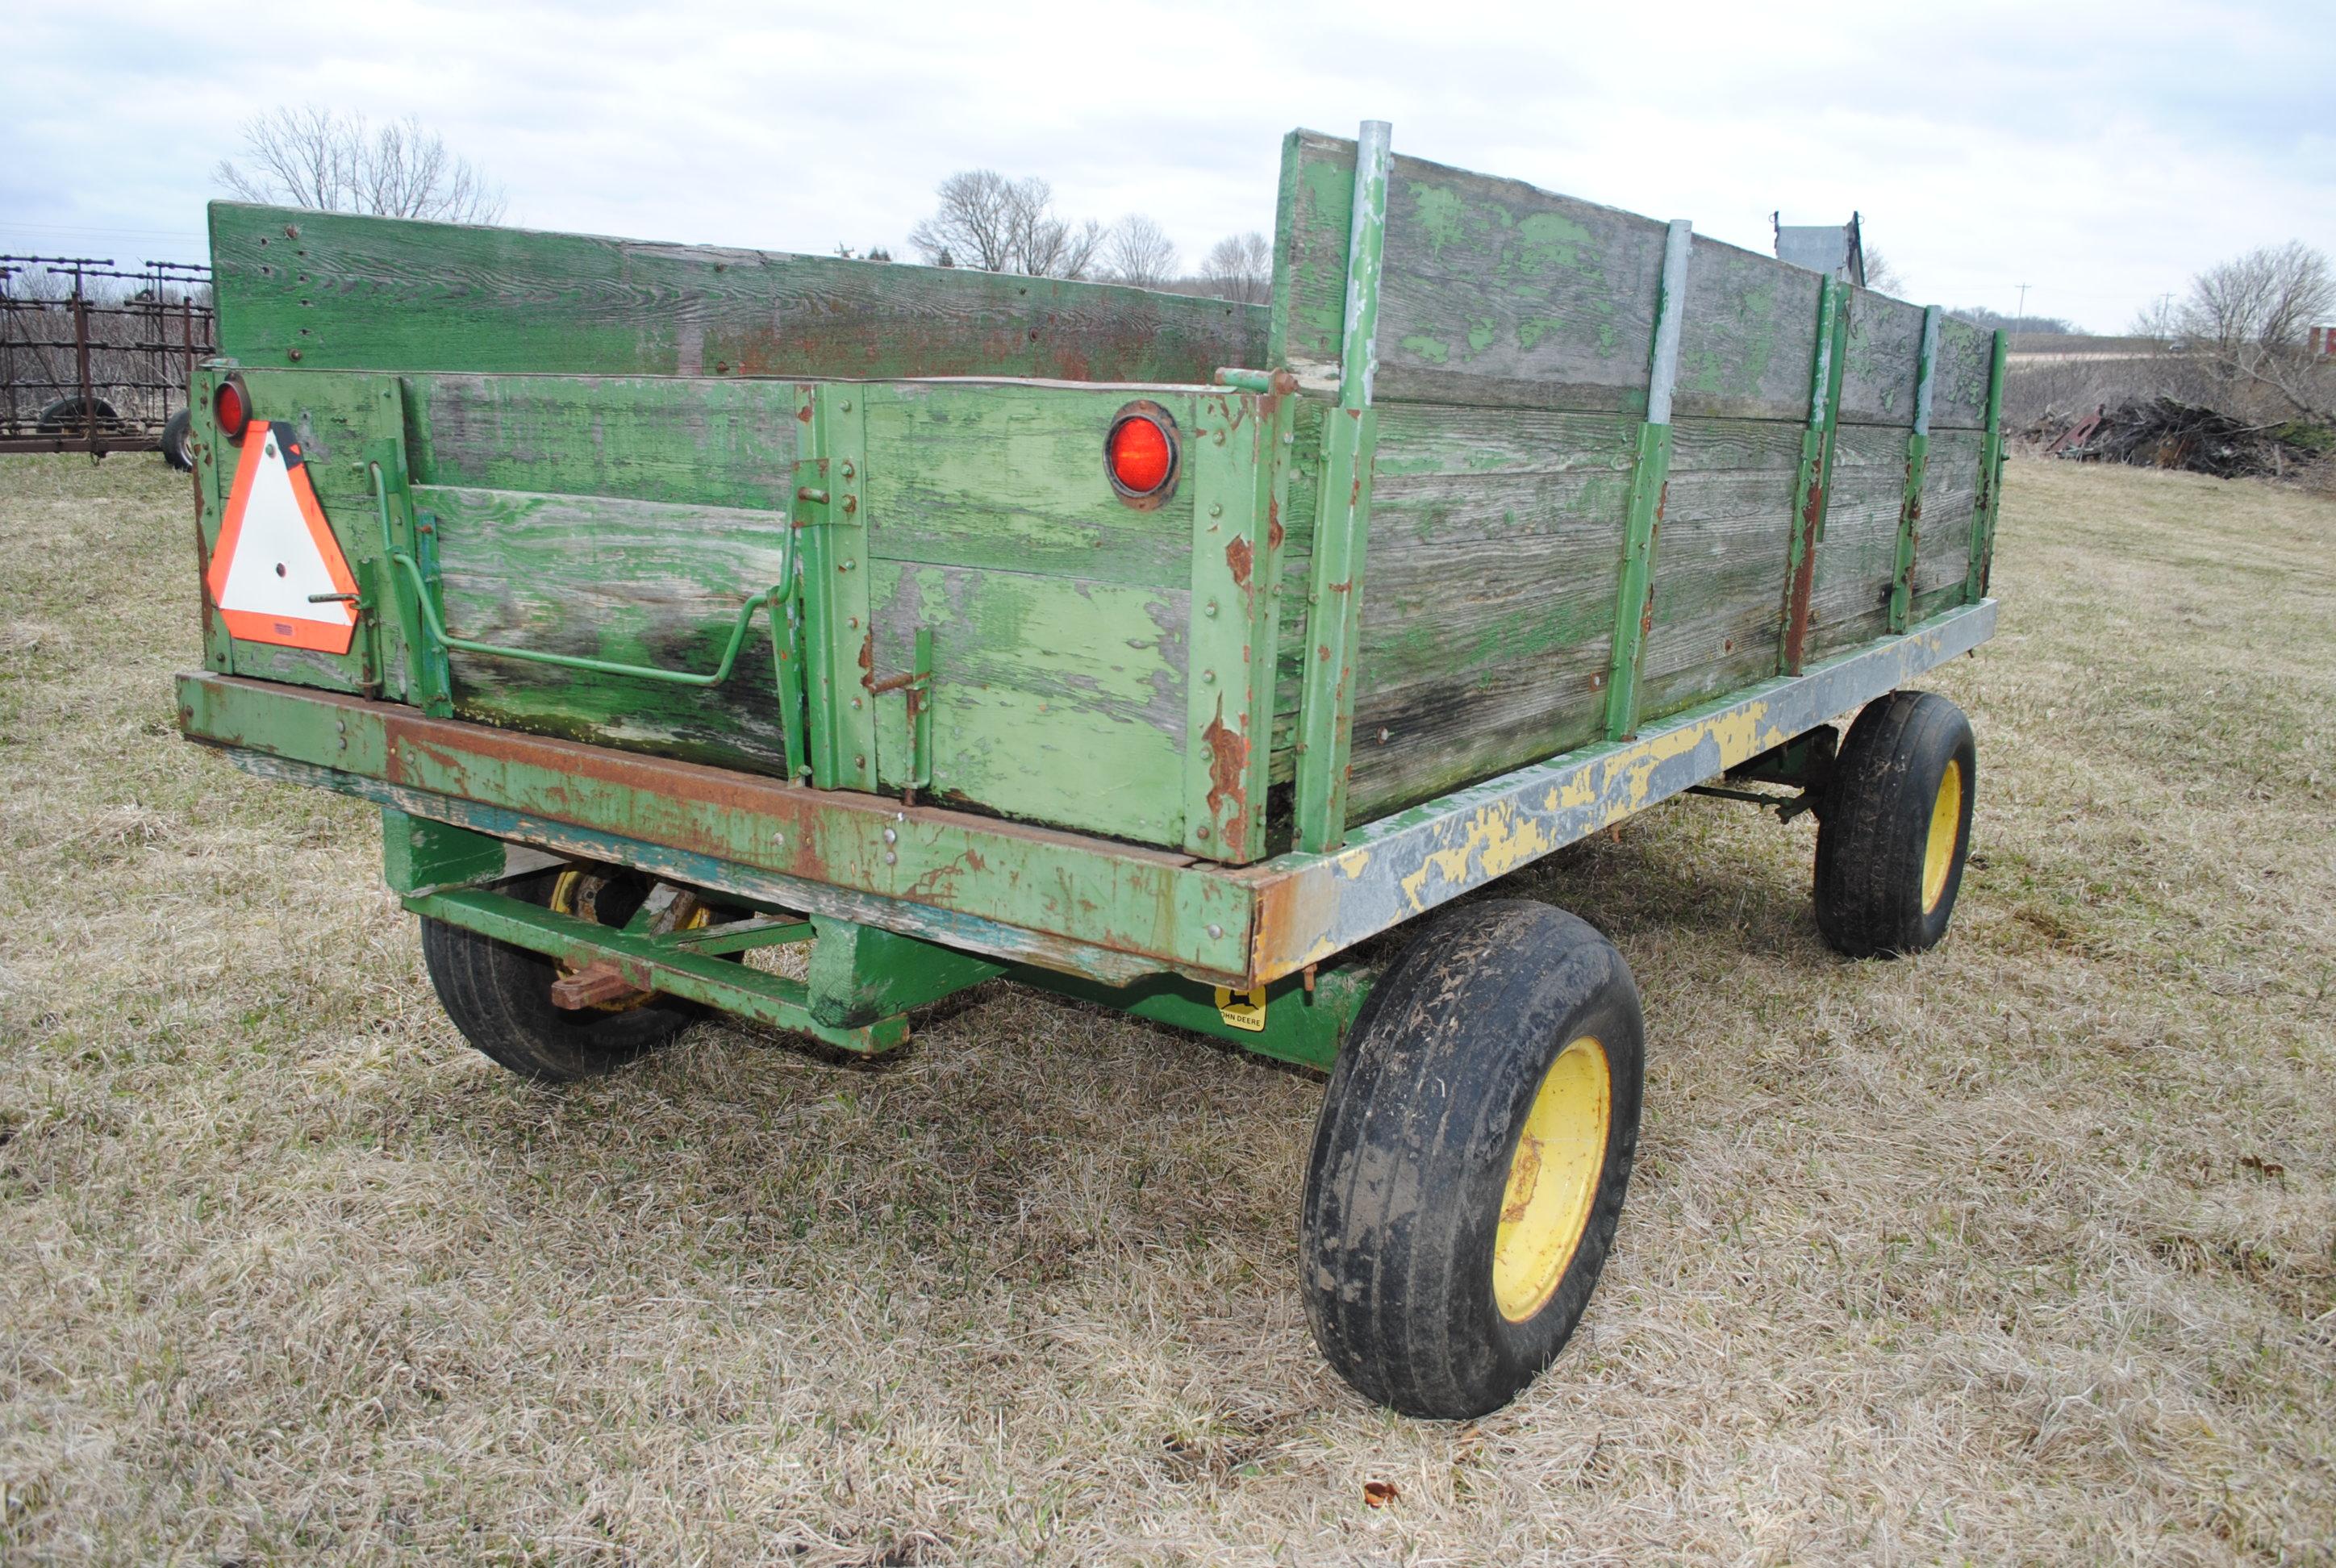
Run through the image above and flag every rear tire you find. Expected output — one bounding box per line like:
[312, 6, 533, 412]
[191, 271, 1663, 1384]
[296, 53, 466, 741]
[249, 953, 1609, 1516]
[419, 869, 699, 1082]
[1300, 899, 1646, 1420]
[161, 410, 194, 470]
[1813, 690, 1975, 957]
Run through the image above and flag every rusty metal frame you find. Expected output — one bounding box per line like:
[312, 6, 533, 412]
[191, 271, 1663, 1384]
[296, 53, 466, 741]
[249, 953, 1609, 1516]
[178, 597, 1992, 999]
[1242, 600, 1996, 982]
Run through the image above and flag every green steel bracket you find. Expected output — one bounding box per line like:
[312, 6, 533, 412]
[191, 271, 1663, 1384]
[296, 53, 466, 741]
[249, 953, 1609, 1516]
[1012, 958, 1378, 1072]
[1184, 386, 1291, 861]
[1293, 118, 1392, 854]
[1889, 307, 1943, 633]
[1604, 219, 1693, 741]
[806, 914, 1003, 1028]
[1966, 330, 2011, 603]
[366, 452, 450, 715]
[1780, 278, 1850, 675]
[404, 886, 908, 1053]
[865, 627, 933, 802]
[796, 383, 877, 792]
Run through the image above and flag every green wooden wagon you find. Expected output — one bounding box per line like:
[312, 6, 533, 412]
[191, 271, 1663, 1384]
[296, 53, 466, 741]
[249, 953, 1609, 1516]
[175, 122, 2005, 1419]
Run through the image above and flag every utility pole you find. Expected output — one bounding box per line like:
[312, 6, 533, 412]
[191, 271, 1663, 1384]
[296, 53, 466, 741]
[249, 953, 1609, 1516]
[2014, 281, 2029, 326]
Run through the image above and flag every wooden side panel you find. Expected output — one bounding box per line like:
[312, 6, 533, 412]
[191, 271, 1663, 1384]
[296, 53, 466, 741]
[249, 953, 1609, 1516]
[867, 562, 1191, 844]
[212, 202, 1264, 386]
[1908, 428, 1985, 619]
[859, 382, 1191, 588]
[1270, 131, 1357, 377]
[1337, 404, 1631, 819]
[1636, 418, 1803, 719]
[1837, 288, 1927, 427]
[404, 373, 802, 509]
[1930, 317, 1996, 430]
[1673, 237, 1825, 421]
[1370, 157, 1668, 411]
[1802, 426, 1908, 658]
[418, 485, 795, 774]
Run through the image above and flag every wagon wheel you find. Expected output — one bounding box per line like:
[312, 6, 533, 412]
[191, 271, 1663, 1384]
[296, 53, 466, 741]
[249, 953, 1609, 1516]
[1300, 899, 1645, 1419]
[1813, 690, 1976, 957]
[161, 409, 195, 471]
[417, 867, 712, 1081]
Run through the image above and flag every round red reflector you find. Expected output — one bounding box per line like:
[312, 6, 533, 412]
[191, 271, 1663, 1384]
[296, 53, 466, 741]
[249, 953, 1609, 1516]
[1108, 415, 1173, 494]
[214, 380, 248, 439]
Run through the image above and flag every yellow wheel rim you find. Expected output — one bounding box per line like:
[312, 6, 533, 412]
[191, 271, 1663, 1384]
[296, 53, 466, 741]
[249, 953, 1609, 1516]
[549, 869, 711, 1013]
[1493, 1036, 1612, 1324]
[1921, 759, 1963, 914]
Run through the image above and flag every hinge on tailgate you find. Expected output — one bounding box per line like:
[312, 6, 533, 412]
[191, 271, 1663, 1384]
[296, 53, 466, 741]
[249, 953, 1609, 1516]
[865, 627, 934, 806]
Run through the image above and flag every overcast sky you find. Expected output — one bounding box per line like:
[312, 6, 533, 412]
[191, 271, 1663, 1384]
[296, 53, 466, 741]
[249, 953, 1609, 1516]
[6, 0, 2332, 333]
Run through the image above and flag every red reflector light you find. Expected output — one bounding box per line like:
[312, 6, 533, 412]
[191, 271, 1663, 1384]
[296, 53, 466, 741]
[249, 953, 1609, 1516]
[215, 380, 248, 440]
[1107, 412, 1174, 496]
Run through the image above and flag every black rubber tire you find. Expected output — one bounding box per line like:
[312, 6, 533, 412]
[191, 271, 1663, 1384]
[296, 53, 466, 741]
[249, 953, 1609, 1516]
[418, 870, 699, 1082]
[1813, 690, 1976, 958]
[161, 409, 195, 470]
[1300, 899, 1646, 1420]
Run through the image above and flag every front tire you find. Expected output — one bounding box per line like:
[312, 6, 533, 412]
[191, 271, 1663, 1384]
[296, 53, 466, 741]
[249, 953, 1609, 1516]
[419, 869, 701, 1082]
[1813, 690, 1975, 957]
[1300, 899, 1646, 1420]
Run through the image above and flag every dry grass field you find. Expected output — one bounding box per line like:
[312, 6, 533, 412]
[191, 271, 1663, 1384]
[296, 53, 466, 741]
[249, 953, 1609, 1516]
[2, 451, 2331, 1565]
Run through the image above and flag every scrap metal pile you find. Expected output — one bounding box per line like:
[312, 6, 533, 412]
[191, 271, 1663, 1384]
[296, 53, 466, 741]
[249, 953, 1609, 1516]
[2025, 397, 2326, 480]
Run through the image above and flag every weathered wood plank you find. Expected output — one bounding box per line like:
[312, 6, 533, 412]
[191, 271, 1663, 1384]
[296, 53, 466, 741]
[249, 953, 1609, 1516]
[1636, 469, 1800, 720]
[212, 202, 1265, 386]
[416, 484, 796, 774]
[1909, 428, 1983, 601]
[1673, 236, 1825, 421]
[1802, 454, 1907, 657]
[867, 561, 1190, 844]
[1837, 288, 1927, 427]
[405, 373, 803, 509]
[860, 382, 1195, 589]
[1930, 316, 1996, 430]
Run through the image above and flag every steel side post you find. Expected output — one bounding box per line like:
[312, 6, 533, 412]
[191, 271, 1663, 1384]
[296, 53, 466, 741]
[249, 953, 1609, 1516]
[1604, 219, 1693, 740]
[1889, 306, 1942, 632]
[1780, 277, 1849, 675]
[1293, 119, 1391, 855]
[1966, 329, 2010, 603]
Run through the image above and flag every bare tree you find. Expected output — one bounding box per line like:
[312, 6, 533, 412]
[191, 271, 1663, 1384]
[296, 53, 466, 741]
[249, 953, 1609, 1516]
[1859, 246, 1903, 295]
[2171, 241, 2334, 419]
[1105, 215, 1178, 290]
[908, 171, 1109, 279]
[216, 107, 506, 223]
[1203, 231, 1272, 305]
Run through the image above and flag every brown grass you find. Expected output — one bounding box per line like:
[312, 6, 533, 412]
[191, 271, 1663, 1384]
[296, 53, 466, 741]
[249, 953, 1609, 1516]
[2, 452, 2331, 1564]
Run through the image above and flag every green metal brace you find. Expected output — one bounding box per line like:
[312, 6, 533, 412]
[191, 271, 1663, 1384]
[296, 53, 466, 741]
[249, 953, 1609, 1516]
[1965, 329, 2011, 603]
[1293, 119, 1391, 854]
[1889, 306, 1943, 633]
[1604, 218, 1694, 740]
[1780, 278, 1850, 675]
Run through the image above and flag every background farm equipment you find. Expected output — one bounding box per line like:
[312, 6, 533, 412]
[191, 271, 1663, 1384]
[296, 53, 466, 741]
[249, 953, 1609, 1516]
[0, 256, 215, 464]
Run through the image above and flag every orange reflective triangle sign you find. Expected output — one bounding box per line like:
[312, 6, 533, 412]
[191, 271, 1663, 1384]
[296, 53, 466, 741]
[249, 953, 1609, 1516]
[206, 421, 361, 654]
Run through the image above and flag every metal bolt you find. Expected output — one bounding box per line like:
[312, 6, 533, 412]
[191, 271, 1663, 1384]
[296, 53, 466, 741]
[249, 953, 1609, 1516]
[287, 348, 302, 361]
[842, 495, 857, 513]
[1195, 825, 1210, 840]
[1206, 924, 1224, 940]
[1208, 503, 1223, 518]
[849, 616, 861, 629]
[854, 754, 866, 769]
[850, 697, 862, 710]
[841, 461, 856, 478]
[772, 832, 786, 846]
[882, 828, 897, 844]
[883, 851, 898, 865]
[841, 399, 853, 411]
[841, 558, 857, 572]
[1203, 599, 1219, 619]
[1201, 669, 1216, 685]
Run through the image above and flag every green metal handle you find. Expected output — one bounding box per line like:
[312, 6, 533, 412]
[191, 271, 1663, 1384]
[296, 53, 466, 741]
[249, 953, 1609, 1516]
[369, 463, 798, 689]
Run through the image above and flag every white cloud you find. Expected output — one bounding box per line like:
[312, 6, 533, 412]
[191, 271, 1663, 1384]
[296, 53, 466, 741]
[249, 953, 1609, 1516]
[3, 0, 2330, 331]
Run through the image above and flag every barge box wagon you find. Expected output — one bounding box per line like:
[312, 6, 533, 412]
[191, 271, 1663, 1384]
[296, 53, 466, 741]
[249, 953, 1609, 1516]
[177, 123, 2005, 1416]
